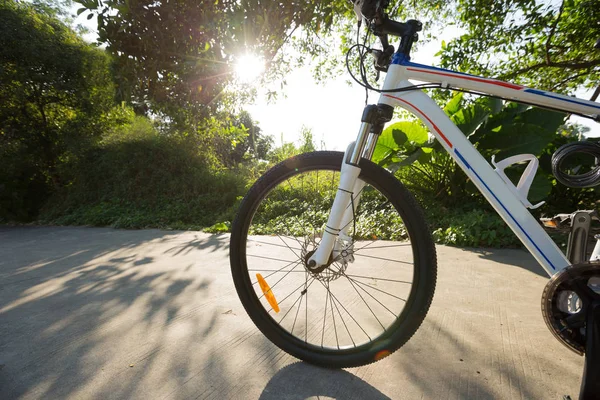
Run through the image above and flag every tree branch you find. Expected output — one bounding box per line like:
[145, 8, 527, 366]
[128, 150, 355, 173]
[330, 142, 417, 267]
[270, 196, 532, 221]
[549, 70, 591, 91]
[545, 0, 565, 65]
[500, 59, 600, 81]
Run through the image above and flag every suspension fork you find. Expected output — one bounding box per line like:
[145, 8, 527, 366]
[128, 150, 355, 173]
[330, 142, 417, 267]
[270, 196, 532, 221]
[307, 104, 393, 269]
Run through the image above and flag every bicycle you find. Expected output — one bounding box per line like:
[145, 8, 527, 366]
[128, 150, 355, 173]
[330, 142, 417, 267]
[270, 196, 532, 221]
[229, 1, 600, 398]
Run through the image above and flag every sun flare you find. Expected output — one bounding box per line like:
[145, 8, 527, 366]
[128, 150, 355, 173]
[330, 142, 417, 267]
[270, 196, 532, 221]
[234, 54, 265, 83]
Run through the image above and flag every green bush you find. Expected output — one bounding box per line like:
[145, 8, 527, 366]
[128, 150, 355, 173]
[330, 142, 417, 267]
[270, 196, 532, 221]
[424, 204, 519, 248]
[40, 123, 246, 229]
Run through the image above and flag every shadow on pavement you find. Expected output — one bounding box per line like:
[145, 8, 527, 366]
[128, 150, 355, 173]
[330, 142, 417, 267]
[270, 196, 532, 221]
[467, 247, 548, 277]
[0, 226, 227, 399]
[259, 362, 390, 400]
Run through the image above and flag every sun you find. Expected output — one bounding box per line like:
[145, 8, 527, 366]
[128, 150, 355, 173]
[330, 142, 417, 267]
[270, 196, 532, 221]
[234, 54, 265, 83]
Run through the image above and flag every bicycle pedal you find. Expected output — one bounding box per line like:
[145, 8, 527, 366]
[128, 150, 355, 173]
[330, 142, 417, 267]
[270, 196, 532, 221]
[540, 210, 599, 230]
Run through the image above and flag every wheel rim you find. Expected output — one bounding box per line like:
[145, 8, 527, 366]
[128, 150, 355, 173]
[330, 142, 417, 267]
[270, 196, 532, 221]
[240, 164, 421, 352]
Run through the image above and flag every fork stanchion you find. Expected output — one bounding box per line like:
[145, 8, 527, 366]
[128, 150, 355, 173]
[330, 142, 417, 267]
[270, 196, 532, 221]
[579, 300, 600, 400]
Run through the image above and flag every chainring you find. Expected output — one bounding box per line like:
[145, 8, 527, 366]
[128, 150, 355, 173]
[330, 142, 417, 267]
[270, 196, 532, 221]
[541, 262, 600, 355]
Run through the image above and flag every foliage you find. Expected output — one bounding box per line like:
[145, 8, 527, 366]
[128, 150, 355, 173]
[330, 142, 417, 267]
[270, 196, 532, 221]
[211, 110, 273, 168]
[304, 0, 598, 101]
[268, 126, 318, 164]
[40, 119, 246, 229]
[74, 0, 352, 123]
[373, 93, 568, 208]
[439, 0, 600, 93]
[426, 205, 518, 247]
[0, 1, 116, 221]
[247, 171, 410, 240]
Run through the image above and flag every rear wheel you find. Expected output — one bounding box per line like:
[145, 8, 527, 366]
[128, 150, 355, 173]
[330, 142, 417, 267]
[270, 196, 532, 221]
[230, 151, 437, 368]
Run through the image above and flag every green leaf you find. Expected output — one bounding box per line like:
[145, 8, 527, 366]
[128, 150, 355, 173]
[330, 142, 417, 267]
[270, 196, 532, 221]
[372, 128, 398, 164]
[386, 121, 429, 145]
[386, 148, 424, 172]
[374, 121, 429, 165]
[451, 97, 500, 137]
[518, 108, 566, 134]
[443, 92, 463, 117]
[504, 167, 552, 202]
[478, 123, 555, 159]
[76, 8, 87, 15]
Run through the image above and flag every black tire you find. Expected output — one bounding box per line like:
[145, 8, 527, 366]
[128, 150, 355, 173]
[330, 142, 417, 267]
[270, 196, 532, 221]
[230, 151, 437, 368]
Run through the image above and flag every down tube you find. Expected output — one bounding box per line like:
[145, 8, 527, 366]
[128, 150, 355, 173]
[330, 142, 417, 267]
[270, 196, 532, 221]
[380, 90, 570, 277]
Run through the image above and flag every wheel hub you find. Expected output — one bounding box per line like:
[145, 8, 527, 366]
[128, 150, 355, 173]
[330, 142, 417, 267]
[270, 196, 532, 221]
[301, 235, 349, 282]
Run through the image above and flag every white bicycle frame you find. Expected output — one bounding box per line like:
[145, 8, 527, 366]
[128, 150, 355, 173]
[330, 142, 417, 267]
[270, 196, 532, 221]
[308, 56, 600, 278]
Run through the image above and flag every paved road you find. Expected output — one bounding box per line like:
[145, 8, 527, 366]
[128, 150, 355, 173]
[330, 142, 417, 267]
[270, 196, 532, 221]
[0, 226, 583, 399]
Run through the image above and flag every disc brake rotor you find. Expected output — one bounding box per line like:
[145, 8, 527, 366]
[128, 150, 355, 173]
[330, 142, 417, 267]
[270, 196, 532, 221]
[541, 262, 600, 355]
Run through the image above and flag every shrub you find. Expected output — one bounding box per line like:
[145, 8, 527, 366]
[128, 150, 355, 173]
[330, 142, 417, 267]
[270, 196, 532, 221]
[40, 123, 246, 229]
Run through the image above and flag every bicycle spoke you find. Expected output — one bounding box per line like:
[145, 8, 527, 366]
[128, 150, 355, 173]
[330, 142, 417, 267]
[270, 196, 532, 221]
[248, 269, 306, 273]
[348, 277, 407, 302]
[323, 279, 356, 347]
[328, 284, 340, 349]
[354, 243, 412, 250]
[250, 259, 300, 286]
[257, 261, 303, 300]
[344, 274, 412, 284]
[339, 269, 400, 319]
[314, 278, 372, 341]
[237, 157, 435, 353]
[285, 178, 315, 241]
[321, 283, 330, 347]
[353, 253, 413, 265]
[279, 286, 305, 324]
[248, 254, 296, 264]
[291, 288, 303, 335]
[247, 238, 302, 251]
[276, 234, 302, 259]
[277, 207, 306, 249]
[275, 277, 316, 310]
[341, 267, 385, 329]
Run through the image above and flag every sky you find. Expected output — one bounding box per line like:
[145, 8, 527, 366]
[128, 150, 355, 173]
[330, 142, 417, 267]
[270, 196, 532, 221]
[72, 9, 599, 152]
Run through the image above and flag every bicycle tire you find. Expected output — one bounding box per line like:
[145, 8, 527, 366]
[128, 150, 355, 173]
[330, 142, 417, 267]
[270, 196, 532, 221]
[230, 151, 437, 368]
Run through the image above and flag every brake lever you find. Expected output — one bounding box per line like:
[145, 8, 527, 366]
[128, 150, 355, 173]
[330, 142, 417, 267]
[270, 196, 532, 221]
[369, 44, 395, 73]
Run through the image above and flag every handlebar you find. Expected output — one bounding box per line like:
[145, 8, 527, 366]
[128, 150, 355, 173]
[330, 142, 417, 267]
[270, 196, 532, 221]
[352, 0, 422, 66]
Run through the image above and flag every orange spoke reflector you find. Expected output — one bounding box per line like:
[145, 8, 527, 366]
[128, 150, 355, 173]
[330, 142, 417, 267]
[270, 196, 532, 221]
[256, 273, 280, 313]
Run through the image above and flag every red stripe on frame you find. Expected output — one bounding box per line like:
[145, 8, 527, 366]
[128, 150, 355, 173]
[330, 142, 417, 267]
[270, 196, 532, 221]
[383, 94, 453, 149]
[406, 67, 523, 90]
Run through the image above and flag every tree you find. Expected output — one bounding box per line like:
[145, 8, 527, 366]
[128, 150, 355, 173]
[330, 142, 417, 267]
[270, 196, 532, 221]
[74, 0, 352, 124]
[0, 1, 116, 220]
[438, 0, 600, 93]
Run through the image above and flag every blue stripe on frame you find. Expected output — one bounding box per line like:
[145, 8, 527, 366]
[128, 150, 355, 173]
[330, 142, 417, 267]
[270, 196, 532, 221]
[394, 57, 476, 78]
[523, 89, 600, 110]
[453, 148, 556, 270]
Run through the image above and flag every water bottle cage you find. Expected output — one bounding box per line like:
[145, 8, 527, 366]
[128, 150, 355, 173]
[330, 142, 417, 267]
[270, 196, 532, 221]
[491, 154, 545, 209]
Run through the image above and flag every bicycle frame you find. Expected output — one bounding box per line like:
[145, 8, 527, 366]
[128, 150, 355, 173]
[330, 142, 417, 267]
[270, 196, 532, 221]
[309, 55, 600, 278]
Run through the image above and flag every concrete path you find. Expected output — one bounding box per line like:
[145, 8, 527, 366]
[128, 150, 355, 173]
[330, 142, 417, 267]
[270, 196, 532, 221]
[0, 226, 583, 399]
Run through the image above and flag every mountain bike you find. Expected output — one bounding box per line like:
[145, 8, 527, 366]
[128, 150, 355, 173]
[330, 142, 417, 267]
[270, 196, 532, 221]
[229, 1, 600, 398]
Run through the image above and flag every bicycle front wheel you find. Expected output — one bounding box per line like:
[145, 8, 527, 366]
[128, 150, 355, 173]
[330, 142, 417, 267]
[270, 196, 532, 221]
[230, 151, 437, 368]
